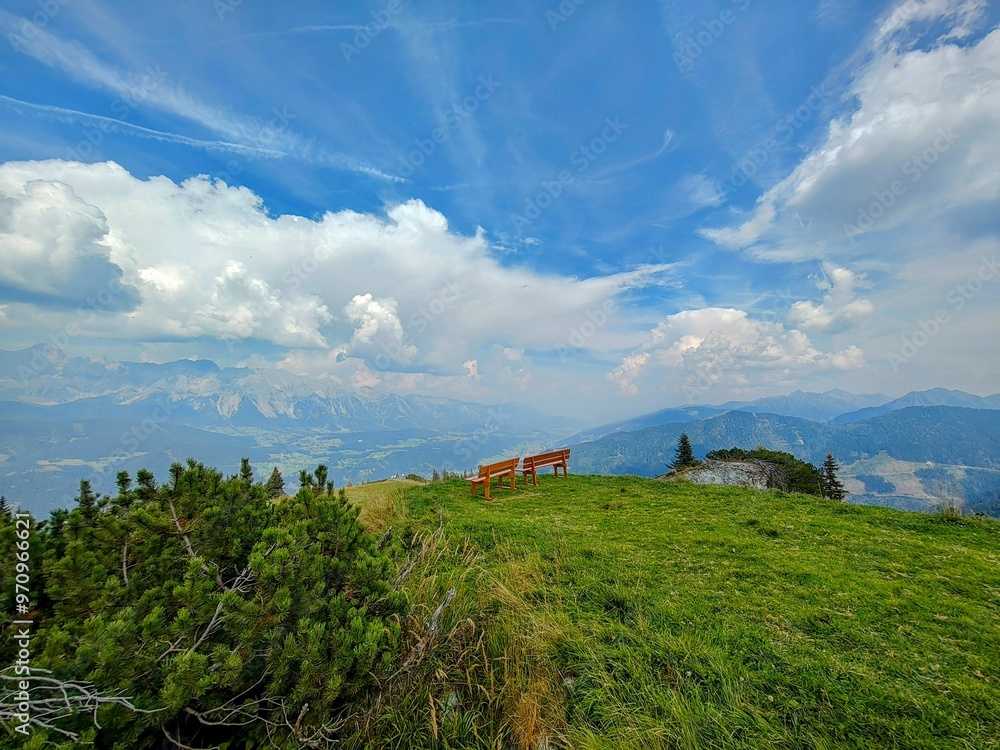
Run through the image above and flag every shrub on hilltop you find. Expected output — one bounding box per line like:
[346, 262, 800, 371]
[705, 445, 825, 495]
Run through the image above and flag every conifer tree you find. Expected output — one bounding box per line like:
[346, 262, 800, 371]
[671, 433, 698, 472]
[136, 468, 157, 500]
[239, 456, 254, 483]
[265, 467, 285, 498]
[76, 479, 97, 524]
[298, 469, 314, 489]
[115, 470, 131, 497]
[314, 463, 329, 492]
[169, 461, 184, 492]
[822, 452, 847, 500]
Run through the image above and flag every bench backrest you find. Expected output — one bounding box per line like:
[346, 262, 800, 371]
[523, 449, 570, 469]
[478, 457, 519, 477]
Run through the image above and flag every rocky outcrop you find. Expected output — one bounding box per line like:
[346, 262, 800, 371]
[662, 460, 776, 489]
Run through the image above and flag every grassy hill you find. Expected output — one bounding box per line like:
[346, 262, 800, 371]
[360, 473, 1000, 749]
[568, 407, 1000, 517]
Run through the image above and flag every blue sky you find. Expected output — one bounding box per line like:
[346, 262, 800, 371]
[0, 0, 998, 421]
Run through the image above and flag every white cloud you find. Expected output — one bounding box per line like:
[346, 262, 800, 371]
[351, 363, 382, 390]
[0, 159, 676, 387]
[687, 0, 998, 399]
[700, 202, 776, 250]
[786, 263, 874, 331]
[701, 3, 1000, 256]
[0, 176, 139, 305]
[190, 260, 332, 347]
[344, 293, 416, 364]
[607, 308, 867, 398]
[873, 0, 986, 48]
[678, 173, 726, 210]
[607, 352, 650, 395]
[462, 359, 480, 380]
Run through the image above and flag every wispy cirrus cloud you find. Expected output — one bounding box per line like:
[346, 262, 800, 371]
[0, 95, 285, 160]
[0, 9, 400, 181]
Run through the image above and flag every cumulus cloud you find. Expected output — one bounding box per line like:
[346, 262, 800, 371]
[701, 1, 1000, 257]
[607, 308, 866, 398]
[344, 293, 416, 364]
[484, 345, 532, 388]
[191, 261, 332, 347]
[462, 359, 480, 380]
[607, 352, 650, 395]
[351, 362, 382, 389]
[0, 159, 677, 388]
[786, 264, 874, 331]
[0, 177, 139, 306]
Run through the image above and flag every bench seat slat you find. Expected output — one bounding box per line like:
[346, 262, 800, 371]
[465, 457, 520, 499]
[520, 448, 570, 485]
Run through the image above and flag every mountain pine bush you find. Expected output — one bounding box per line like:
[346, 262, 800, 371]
[2, 460, 405, 748]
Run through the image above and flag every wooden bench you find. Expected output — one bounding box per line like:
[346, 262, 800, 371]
[520, 449, 570, 486]
[466, 457, 520, 500]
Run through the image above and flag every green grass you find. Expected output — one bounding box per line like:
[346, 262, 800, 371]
[385, 473, 1000, 749]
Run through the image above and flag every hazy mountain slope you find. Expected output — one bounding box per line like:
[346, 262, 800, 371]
[572, 389, 894, 444]
[566, 405, 725, 444]
[715, 388, 892, 422]
[830, 388, 1000, 424]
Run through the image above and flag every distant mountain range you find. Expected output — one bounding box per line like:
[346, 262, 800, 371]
[714, 388, 894, 423]
[829, 388, 1000, 424]
[568, 387, 1000, 441]
[0, 346, 581, 515]
[570, 407, 1000, 517]
[2, 344, 998, 518]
